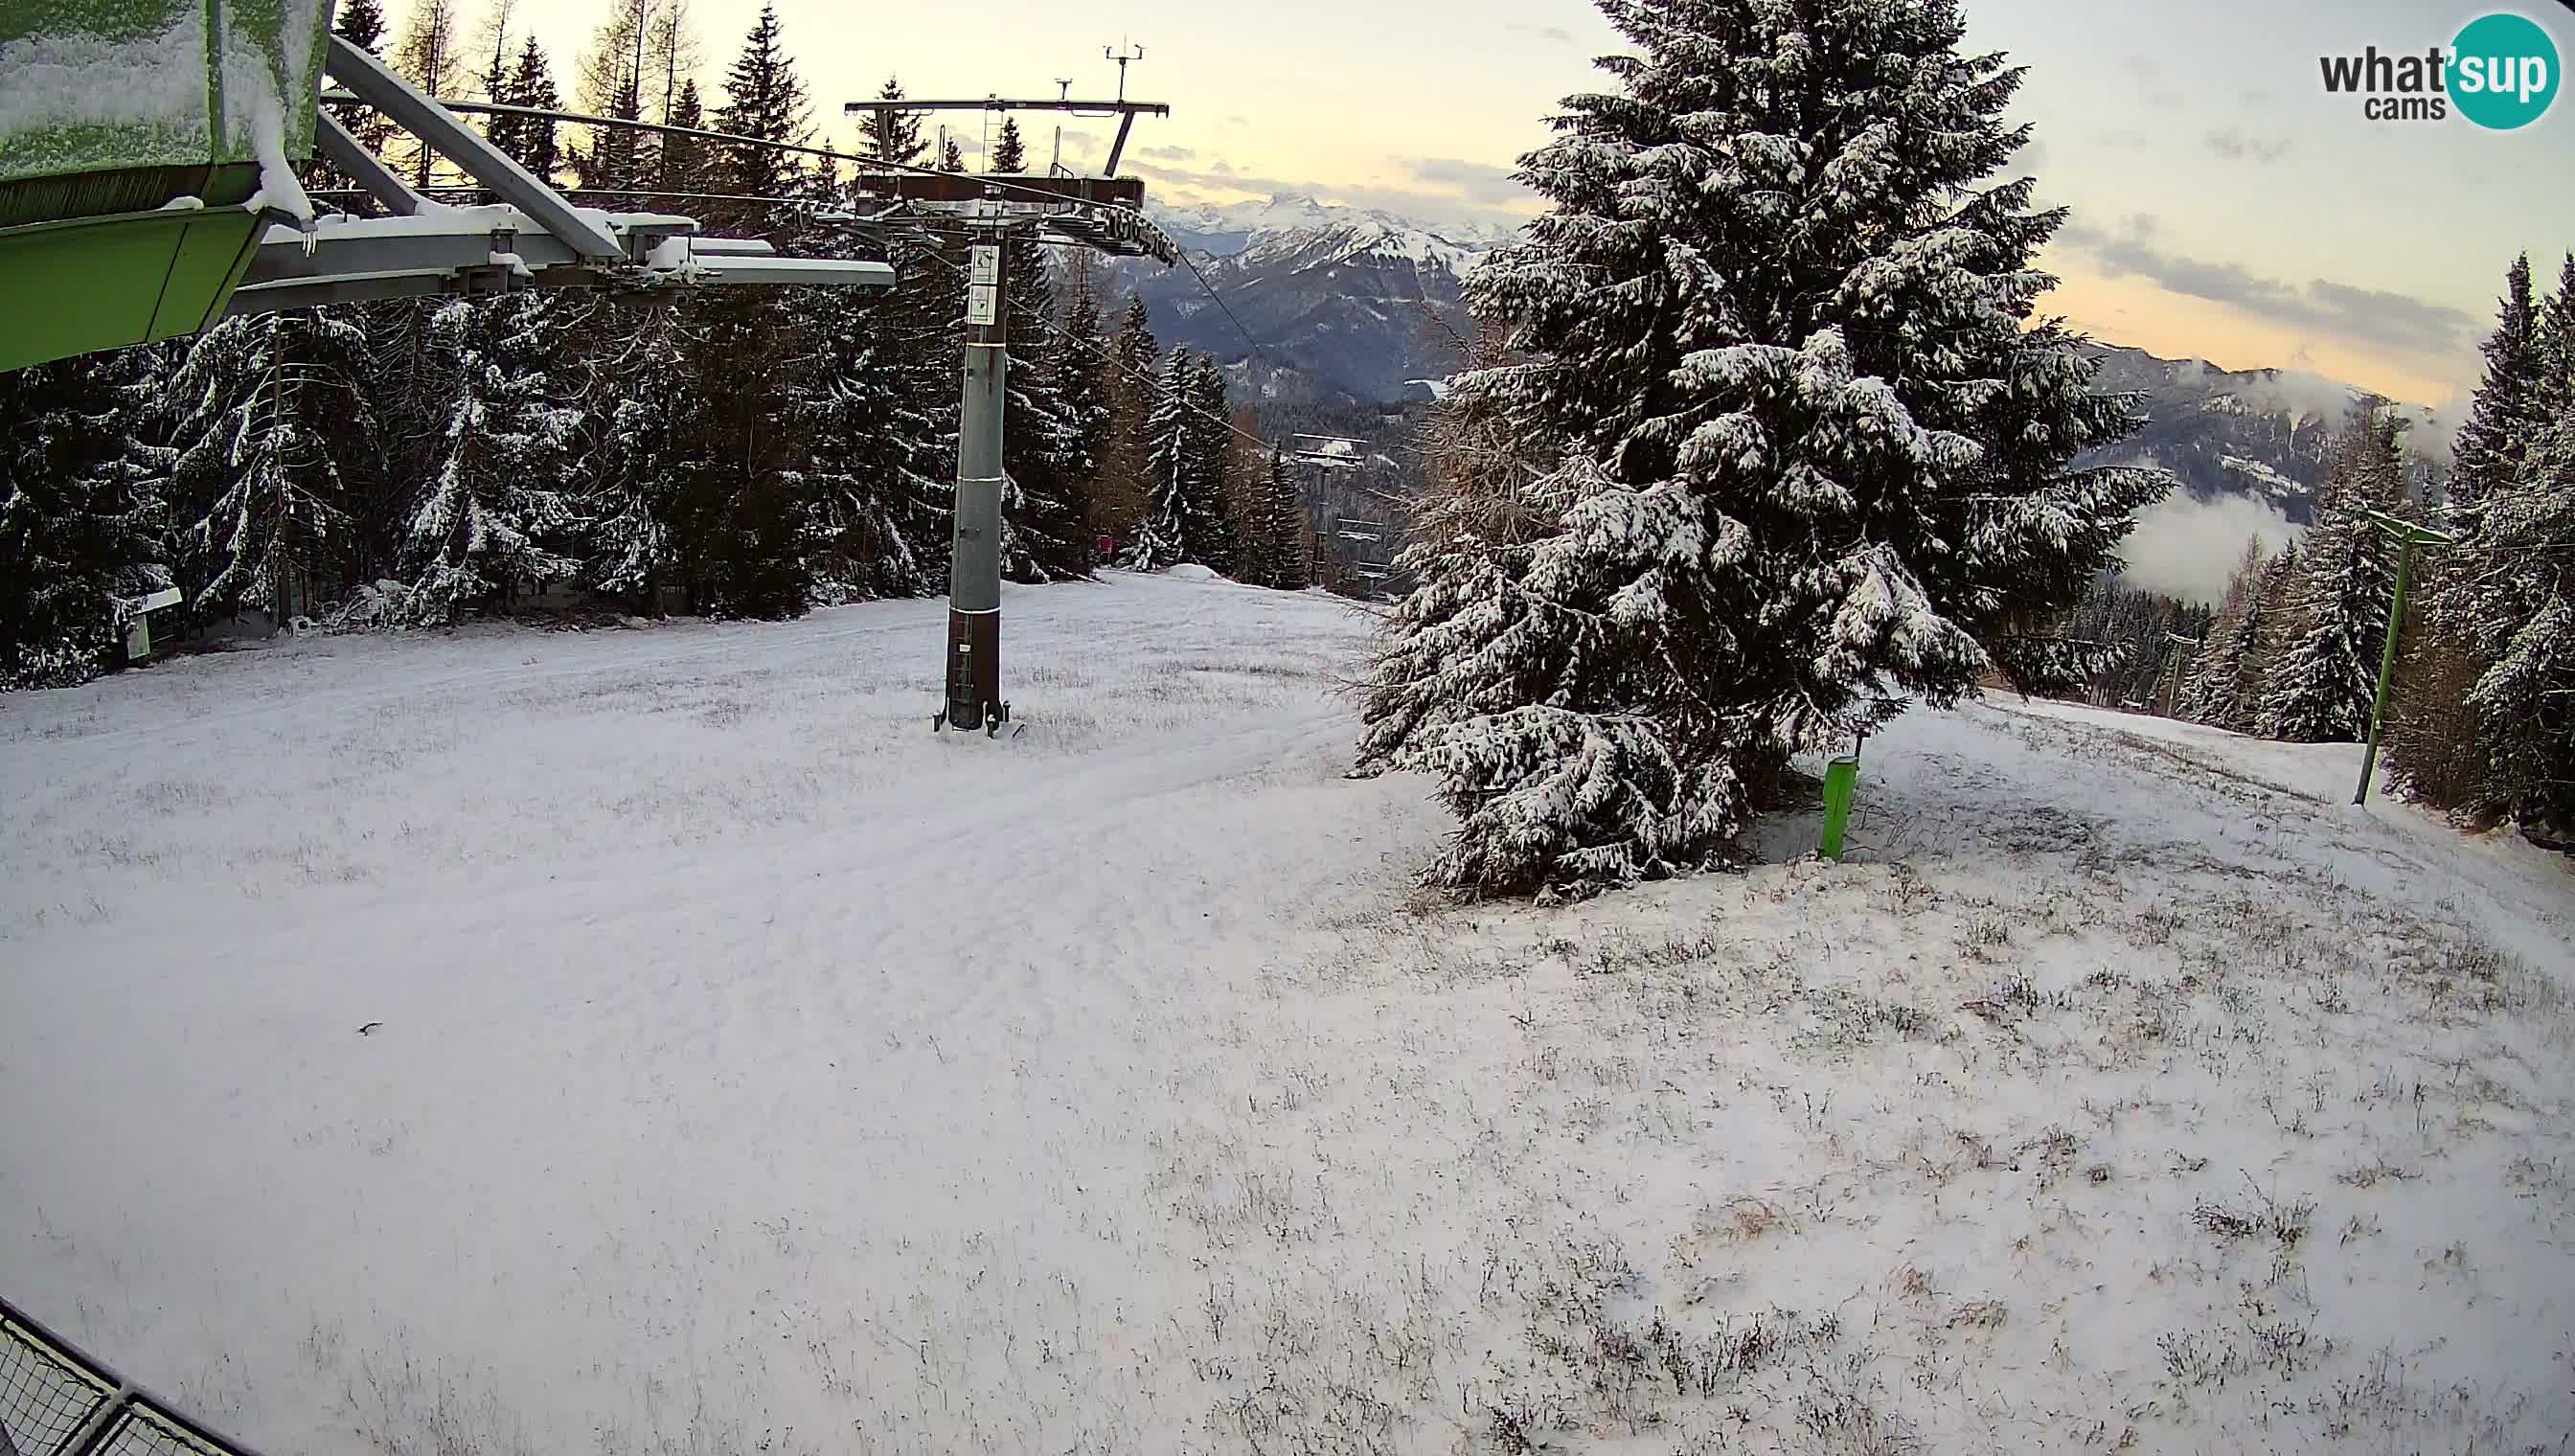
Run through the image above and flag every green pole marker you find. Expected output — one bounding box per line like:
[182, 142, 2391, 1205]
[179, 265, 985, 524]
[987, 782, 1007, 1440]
[2354, 542, 2412, 807]
[2354, 509, 2457, 808]
[1819, 755, 1859, 860]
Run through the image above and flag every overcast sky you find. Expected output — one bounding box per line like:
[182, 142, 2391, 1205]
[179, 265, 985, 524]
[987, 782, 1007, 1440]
[506, 0, 2575, 406]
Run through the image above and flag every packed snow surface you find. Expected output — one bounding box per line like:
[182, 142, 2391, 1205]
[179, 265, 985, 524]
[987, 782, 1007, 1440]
[3, 575, 2569, 1454]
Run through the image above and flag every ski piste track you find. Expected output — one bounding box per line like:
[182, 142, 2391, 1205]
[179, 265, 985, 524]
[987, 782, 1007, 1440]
[3, 575, 2569, 1453]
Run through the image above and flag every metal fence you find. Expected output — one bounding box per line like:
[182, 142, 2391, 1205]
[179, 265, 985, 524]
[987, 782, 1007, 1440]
[2, 1295, 262, 1456]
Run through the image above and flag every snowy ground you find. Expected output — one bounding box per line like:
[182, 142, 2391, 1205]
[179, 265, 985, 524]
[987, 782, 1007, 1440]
[3, 573, 2570, 1456]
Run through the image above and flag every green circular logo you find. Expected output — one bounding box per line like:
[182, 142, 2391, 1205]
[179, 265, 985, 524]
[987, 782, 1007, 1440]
[2450, 11, 2560, 129]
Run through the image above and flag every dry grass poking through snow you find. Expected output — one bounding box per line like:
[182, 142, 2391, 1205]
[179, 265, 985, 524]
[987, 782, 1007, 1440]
[1150, 703, 2575, 1454]
[2, 580, 2568, 1455]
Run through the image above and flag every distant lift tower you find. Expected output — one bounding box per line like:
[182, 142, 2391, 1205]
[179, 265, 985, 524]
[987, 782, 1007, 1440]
[839, 82, 1175, 737]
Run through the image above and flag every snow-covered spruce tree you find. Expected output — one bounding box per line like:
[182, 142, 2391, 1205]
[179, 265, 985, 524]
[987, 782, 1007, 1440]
[648, 0, 822, 617]
[991, 116, 1027, 172]
[2062, 578, 2207, 712]
[1136, 349, 1241, 573]
[164, 310, 373, 625]
[404, 296, 581, 623]
[2540, 252, 2575, 395]
[493, 35, 561, 179]
[2179, 535, 2269, 728]
[2442, 255, 2545, 556]
[2263, 413, 2403, 743]
[2450, 258, 2575, 830]
[1126, 347, 1195, 570]
[578, 297, 701, 611]
[859, 76, 928, 166]
[1232, 431, 1280, 587]
[870, 226, 966, 584]
[2216, 560, 2287, 734]
[655, 79, 710, 195]
[678, 279, 812, 614]
[0, 349, 171, 690]
[2381, 538, 2495, 809]
[2243, 538, 2299, 671]
[1354, 0, 2164, 897]
[2397, 254, 2574, 815]
[712, 3, 808, 203]
[1056, 258, 1114, 539]
[785, 216, 951, 601]
[1182, 353, 1243, 576]
[998, 241, 1094, 582]
[1097, 293, 1161, 544]
[1260, 447, 1313, 590]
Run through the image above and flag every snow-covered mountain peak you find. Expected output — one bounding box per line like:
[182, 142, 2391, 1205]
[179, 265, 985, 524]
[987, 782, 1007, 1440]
[1147, 192, 1518, 272]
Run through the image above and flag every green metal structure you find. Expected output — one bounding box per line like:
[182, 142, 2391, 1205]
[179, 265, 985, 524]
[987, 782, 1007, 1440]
[1818, 755, 1859, 860]
[2353, 509, 2458, 808]
[0, 0, 330, 373]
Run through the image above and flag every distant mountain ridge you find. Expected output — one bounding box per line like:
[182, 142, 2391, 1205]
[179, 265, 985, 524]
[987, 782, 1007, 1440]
[1150, 193, 1517, 270]
[1110, 193, 1509, 403]
[1109, 198, 2441, 521]
[2078, 345, 2447, 525]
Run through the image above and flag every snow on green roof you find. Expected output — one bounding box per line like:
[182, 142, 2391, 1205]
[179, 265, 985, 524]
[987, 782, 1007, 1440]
[0, 0, 326, 188]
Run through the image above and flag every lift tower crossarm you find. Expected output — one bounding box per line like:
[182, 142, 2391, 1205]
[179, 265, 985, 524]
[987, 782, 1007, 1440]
[351, 94, 1171, 232]
[323, 34, 625, 260]
[837, 97, 1170, 177]
[359, 94, 887, 174]
[314, 112, 429, 217]
[844, 98, 1170, 114]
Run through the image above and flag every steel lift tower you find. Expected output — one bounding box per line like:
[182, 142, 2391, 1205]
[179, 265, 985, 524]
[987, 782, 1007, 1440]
[836, 87, 1177, 737]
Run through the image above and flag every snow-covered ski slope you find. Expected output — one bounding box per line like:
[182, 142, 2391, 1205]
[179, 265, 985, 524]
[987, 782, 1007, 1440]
[3, 572, 2568, 1455]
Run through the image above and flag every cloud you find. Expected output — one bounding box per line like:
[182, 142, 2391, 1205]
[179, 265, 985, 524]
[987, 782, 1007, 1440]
[1407, 157, 1529, 205]
[2057, 217, 2482, 360]
[2121, 52, 2180, 105]
[2203, 128, 2292, 164]
[1504, 21, 1574, 42]
[1125, 154, 1536, 232]
[2120, 492, 2298, 604]
[2196, 362, 2364, 421]
[1137, 144, 1196, 163]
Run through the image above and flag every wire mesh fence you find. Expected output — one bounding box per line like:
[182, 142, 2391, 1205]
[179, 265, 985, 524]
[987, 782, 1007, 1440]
[0, 1297, 262, 1456]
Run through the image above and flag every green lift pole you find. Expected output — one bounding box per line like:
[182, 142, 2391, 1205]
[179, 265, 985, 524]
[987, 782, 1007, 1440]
[2354, 509, 2458, 808]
